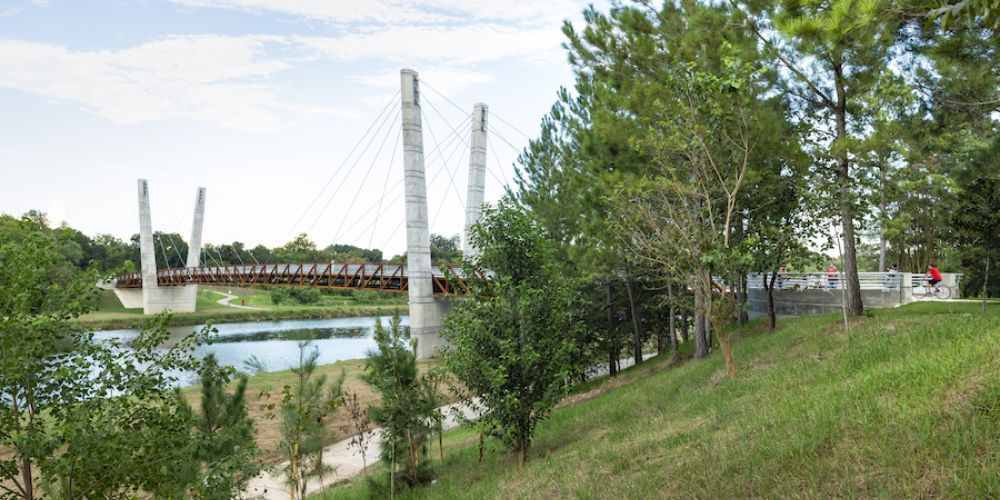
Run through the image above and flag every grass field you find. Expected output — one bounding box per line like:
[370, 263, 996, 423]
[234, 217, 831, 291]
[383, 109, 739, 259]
[319, 301, 1000, 498]
[73, 288, 407, 330]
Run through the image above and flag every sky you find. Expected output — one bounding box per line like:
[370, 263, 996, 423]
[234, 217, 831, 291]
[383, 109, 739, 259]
[0, 0, 599, 258]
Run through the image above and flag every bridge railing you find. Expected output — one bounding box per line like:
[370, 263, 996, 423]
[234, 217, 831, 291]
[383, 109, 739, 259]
[114, 262, 473, 296]
[747, 272, 963, 293]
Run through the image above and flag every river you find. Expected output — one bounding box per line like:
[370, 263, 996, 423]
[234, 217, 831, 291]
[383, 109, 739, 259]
[91, 315, 409, 385]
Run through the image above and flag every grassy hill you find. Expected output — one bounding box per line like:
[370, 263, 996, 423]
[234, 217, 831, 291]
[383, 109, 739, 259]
[322, 301, 1000, 498]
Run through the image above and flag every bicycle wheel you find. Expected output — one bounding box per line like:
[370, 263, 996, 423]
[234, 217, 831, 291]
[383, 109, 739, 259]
[914, 283, 928, 299]
[934, 286, 952, 300]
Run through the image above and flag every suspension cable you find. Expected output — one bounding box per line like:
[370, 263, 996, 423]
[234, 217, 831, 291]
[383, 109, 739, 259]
[485, 135, 513, 189]
[369, 125, 403, 249]
[287, 91, 400, 238]
[332, 107, 401, 244]
[421, 99, 470, 208]
[305, 96, 402, 236]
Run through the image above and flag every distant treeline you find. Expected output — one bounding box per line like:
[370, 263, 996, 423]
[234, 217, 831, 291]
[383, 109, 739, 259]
[0, 210, 464, 272]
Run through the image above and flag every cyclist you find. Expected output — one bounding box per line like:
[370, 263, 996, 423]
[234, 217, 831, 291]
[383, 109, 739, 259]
[926, 262, 943, 291]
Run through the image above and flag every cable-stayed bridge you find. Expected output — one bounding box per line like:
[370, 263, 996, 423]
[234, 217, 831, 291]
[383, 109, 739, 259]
[110, 69, 521, 358]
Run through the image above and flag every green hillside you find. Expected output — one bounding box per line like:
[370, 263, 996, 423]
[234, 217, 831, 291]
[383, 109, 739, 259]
[324, 302, 1000, 498]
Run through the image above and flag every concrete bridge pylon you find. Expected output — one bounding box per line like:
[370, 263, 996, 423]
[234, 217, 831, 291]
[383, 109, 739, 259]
[113, 179, 205, 314]
[401, 68, 451, 359]
[463, 103, 488, 259]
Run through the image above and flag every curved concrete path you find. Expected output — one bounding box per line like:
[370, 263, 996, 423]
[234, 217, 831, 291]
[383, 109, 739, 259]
[209, 290, 265, 310]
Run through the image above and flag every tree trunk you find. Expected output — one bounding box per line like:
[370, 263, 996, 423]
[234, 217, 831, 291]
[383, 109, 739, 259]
[984, 249, 991, 314]
[681, 308, 690, 343]
[668, 283, 677, 355]
[879, 165, 887, 273]
[624, 264, 643, 366]
[606, 279, 617, 377]
[738, 275, 749, 325]
[703, 314, 712, 351]
[694, 289, 708, 358]
[766, 270, 778, 330]
[834, 62, 864, 317]
[712, 317, 737, 378]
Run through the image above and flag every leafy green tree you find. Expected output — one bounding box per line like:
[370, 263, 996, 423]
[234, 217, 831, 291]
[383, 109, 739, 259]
[611, 30, 779, 376]
[442, 200, 582, 466]
[362, 312, 440, 491]
[275, 233, 324, 263]
[280, 341, 344, 499]
[429, 233, 462, 264]
[0, 218, 215, 498]
[737, 0, 907, 316]
[175, 354, 262, 498]
[951, 137, 1000, 308]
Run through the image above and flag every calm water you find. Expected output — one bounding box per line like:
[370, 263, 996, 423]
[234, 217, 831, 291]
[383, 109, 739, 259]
[92, 315, 409, 385]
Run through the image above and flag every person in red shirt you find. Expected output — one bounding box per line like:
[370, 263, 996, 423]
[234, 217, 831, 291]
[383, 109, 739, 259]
[927, 262, 943, 287]
[826, 263, 839, 289]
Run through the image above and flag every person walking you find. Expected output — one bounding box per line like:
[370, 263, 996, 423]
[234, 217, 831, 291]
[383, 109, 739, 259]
[826, 263, 839, 289]
[883, 264, 899, 289]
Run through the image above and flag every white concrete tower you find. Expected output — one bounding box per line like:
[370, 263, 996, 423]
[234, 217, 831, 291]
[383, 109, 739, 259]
[401, 69, 444, 358]
[186, 187, 206, 268]
[137, 179, 159, 310]
[124, 178, 199, 314]
[463, 103, 488, 259]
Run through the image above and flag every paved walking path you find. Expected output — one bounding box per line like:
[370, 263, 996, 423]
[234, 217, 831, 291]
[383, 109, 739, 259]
[209, 290, 265, 310]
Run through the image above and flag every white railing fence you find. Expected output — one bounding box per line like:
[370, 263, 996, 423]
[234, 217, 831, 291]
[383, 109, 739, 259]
[747, 271, 963, 294]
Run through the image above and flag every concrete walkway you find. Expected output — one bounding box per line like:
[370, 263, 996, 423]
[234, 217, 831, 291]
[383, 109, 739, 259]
[244, 353, 655, 499]
[209, 290, 264, 310]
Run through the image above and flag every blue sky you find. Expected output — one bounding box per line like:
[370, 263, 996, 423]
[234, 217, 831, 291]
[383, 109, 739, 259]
[0, 0, 598, 256]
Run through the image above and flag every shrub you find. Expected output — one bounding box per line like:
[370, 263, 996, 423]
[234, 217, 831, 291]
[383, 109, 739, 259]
[270, 287, 291, 305]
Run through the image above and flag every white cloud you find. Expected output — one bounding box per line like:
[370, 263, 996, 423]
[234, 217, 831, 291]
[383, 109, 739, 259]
[0, 7, 19, 17]
[0, 36, 298, 132]
[292, 24, 563, 65]
[170, 0, 582, 26]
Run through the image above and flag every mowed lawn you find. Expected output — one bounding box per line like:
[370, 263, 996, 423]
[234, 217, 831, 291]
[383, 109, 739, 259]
[321, 301, 1000, 498]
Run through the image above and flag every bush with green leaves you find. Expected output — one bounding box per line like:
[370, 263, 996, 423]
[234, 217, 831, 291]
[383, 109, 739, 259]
[290, 287, 322, 304]
[442, 200, 583, 466]
[351, 289, 380, 304]
[270, 287, 291, 305]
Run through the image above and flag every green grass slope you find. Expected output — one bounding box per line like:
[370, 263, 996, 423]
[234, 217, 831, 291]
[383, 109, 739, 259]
[324, 302, 1000, 498]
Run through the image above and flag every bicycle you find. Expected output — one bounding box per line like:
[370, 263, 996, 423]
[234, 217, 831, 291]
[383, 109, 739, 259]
[913, 279, 952, 300]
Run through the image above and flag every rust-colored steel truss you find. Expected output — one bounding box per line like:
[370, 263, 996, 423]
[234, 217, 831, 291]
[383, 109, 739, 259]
[113, 262, 468, 296]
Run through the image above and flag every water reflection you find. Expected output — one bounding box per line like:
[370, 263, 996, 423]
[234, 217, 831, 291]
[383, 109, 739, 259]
[92, 315, 409, 385]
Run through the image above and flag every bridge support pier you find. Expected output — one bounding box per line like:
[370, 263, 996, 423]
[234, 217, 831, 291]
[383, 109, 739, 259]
[117, 179, 201, 314]
[401, 69, 450, 359]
